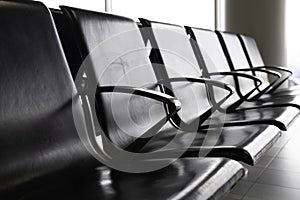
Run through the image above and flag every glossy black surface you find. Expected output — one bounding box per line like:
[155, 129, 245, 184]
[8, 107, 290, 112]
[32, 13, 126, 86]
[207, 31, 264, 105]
[219, 31, 299, 97]
[0, 2, 245, 200]
[238, 34, 264, 67]
[0, 0, 98, 192]
[58, 6, 284, 165]
[2, 158, 245, 200]
[140, 123, 281, 165]
[61, 6, 171, 149]
[187, 27, 300, 113]
[217, 31, 280, 95]
[187, 28, 266, 99]
[139, 21, 298, 130]
[239, 33, 300, 95]
[51, 8, 83, 79]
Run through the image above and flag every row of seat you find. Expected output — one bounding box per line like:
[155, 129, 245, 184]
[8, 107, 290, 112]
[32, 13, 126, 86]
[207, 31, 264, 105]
[0, 1, 299, 199]
[55, 6, 300, 164]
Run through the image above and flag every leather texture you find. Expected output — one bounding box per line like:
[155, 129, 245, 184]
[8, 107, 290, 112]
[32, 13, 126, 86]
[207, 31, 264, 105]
[220, 31, 300, 100]
[141, 22, 298, 131]
[217, 31, 270, 93]
[239, 34, 265, 67]
[0, 2, 246, 200]
[61, 7, 168, 149]
[188, 27, 300, 115]
[144, 22, 214, 124]
[140, 124, 280, 165]
[239, 34, 300, 96]
[51, 8, 83, 79]
[57, 6, 278, 165]
[190, 28, 259, 99]
[0, 1, 99, 193]
[2, 158, 245, 200]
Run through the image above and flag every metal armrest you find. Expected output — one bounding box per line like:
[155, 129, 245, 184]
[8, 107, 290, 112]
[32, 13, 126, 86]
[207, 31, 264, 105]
[254, 66, 292, 75]
[158, 76, 235, 116]
[208, 71, 263, 103]
[96, 85, 181, 152]
[209, 71, 263, 85]
[97, 85, 181, 111]
[252, 66, 293, 93]
[158, 77, 234, 95]
[232, 68, 282, 98]
[233, 68, 281, 79]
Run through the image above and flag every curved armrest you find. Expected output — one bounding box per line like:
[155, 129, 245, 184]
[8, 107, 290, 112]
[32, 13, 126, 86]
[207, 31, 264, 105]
[254, 66, 292, 75]
[233, 68, 281, 79]
[158, 76, 235, 115]
[232, 68, 282, 97]
[208, 71, 265, 102]
[209, 71, 263, 86]
[157, 77, 235, 96]
[97, 85, 181, 112]
[157, 77, 236, 129]
[96, 85, 181, 152]
[253, 66, 292, 93]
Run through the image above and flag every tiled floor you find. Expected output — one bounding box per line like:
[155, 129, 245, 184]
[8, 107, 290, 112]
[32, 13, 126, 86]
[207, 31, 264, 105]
[222, 115, 300, 200]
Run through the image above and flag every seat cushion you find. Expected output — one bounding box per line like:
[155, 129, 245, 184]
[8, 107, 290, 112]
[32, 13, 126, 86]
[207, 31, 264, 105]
[139, 124, 280, 165]
[0, 3, 246, 200]
[1, 158, 245, 200]
[210, 106, 299, 130]
[0, 1, 98, 191]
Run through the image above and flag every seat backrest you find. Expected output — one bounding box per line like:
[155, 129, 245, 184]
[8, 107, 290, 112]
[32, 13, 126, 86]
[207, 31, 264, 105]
[188, 27, 256, 98]
[187, 28, 232, 73]
[216, 31, 250, 70]
[61, 7, 169, 149]
[217, 31, 269, 88]
[0, 1, 97, 192]
[238, 34, 265, 67]
[51, 8, 83, 79]
[139, 20, 218, 124]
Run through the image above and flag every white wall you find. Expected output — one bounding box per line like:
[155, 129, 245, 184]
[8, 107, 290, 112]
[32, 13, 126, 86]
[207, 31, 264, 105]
[113, 0, 215, 29]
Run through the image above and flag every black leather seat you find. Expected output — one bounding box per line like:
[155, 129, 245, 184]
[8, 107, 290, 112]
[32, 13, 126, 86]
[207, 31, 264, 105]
[0, 0, 97, 195]
[51, 8, 83, 79]
[216, 31, 300, 105]
[0, 1, 245, 199]
[3, 159, 245, 200]
[139, 19, 298, 131]
[238, 33, 300, 95]
[57, 7, 282, 165]
[217, 31, 291, 94]
[182, 26, 299, 124]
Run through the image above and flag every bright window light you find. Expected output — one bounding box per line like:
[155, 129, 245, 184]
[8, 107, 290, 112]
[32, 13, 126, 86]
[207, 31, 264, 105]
[40, 0, 105, 12]
[39, 0, 214, 29]
[113, 0, 215, 29]
[286, 0, 300, 77]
